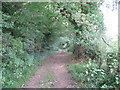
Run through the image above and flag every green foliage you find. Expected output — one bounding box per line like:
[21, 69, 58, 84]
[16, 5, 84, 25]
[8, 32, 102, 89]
[68, 60, 120, 88]
[56, 2, 119, 88]
[1, 2, 64, 88]
[2, 32, 57, 88]
[68, 36, 119, 88]
[2, 33, 34, 87]
[2, 1, 118, 88]
[55, 2, 106, 61]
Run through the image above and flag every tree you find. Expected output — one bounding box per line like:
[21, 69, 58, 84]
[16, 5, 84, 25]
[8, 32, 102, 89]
[55, 1, 105, 61]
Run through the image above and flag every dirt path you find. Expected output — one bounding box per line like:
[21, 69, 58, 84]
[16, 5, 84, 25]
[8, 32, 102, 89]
[22, 53, 77, 88]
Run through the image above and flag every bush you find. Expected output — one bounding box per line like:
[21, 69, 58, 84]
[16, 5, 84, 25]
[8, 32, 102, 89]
[68, 60, 120, 88]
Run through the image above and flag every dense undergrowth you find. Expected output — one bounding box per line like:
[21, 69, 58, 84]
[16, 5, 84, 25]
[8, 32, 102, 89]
[67, 35, 119, 88]
[68, 56, 120, 88]
[2, 33, 57, 88]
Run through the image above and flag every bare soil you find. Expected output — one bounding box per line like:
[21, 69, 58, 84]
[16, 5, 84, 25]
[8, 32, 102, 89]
[22, 53, 77, 88]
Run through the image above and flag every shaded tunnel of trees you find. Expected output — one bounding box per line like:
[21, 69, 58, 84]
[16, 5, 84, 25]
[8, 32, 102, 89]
[1, 1, 119, 88]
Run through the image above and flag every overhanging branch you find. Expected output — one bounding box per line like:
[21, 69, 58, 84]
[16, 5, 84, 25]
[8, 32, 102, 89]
[102, 37, 111, 47]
